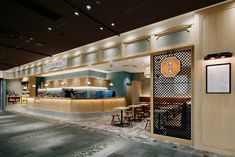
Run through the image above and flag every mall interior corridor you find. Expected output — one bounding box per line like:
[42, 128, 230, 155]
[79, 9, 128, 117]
[0, 112, 228, 157]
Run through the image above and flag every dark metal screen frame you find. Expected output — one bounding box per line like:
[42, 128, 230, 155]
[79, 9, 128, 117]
[151, 46, 193, 141]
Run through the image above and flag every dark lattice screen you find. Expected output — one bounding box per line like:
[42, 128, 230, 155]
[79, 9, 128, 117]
[153, 49, 192, 140]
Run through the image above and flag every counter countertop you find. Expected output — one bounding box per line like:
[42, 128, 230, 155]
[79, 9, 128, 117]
[29, 97, 124, 100]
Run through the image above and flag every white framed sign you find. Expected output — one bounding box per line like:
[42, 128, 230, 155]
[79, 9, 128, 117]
[206, 63, 231, 94]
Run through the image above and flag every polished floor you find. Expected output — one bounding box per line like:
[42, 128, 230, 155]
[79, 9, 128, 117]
[0, 112, 229, 157]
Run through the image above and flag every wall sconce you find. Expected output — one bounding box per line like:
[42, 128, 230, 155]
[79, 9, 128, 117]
[204, 52, 233, 60]
[109, 82, 114, 87]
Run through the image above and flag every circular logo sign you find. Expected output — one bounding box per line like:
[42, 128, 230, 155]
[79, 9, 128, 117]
[161, 57, 181, 77]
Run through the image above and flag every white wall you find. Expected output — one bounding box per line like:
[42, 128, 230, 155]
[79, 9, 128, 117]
[6, 79, 21, 95]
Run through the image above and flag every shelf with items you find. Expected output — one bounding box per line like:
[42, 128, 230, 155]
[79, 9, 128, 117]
[7, 95, 21, 105]
[21, 76, 37, 98]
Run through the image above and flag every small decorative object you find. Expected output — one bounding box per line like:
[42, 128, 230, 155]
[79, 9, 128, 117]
[144, 66, 150, 78]
[206, 63, 231, 94]
[161, 57, 181, 77]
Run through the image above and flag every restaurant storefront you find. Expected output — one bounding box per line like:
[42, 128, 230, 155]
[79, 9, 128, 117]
[2, 1, 235, 156]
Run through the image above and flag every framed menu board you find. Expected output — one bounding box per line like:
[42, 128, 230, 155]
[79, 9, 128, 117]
[206, 63, 231, 94]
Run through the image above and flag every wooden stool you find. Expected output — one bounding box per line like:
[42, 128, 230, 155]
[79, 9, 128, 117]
[123, 111, 133, 127]
[111, 114, 121, 125]
[145, 117, 151, 130]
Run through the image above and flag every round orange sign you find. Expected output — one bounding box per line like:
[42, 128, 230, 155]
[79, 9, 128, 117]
[161, 57, 181, 77]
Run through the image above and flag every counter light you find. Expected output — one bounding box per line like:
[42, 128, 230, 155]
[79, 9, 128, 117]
[204, 52, 232, 60]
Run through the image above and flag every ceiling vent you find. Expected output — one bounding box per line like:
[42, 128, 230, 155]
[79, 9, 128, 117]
[0, 27, 22, 39]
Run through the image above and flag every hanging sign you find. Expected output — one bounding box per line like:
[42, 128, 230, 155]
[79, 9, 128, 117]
[161, 57, 181, 77]
[43, 59, 67, 72]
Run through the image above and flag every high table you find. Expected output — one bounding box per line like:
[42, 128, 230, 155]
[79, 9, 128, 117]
[113, 106, 130, 127]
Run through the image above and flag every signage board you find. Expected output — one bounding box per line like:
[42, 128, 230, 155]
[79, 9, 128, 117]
[43, 59, 67, 72]
[161, 57, 181, 77]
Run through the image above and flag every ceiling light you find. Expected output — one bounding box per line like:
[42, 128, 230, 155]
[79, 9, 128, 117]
[86, 5, 91, 10]
[29, 37, 34, 41]
[100, 27, 104, 30]
[48, 27, 52, 31]
[128, 59, 131, 62]
[111, 23, 115, 27]
[44, 83, 48, 87]
[74, 12, 79, 16]
[104, 42, 114, 47]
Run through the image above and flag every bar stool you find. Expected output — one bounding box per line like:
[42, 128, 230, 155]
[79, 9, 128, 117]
[145, 117, 151, 130]
[123, 111, 133, 127]
[111, 113, 121, 125]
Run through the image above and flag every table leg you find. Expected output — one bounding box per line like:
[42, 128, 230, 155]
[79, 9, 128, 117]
[120, 110, 123, 126]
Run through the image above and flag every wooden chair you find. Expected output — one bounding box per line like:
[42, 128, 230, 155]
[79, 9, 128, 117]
[145, 117, 151, 130]
[111, 113, 121, 125]
[136, 108, 145, 120]
[163, 103, 191, 139]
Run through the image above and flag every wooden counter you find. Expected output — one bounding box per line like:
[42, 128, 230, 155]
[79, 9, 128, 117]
[27, 97, 126, 113]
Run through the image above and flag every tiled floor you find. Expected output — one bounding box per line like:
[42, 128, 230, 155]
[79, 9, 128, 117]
[1, 105, 230, 157]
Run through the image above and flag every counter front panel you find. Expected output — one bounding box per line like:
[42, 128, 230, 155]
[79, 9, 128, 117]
[27, 97, 126, 113]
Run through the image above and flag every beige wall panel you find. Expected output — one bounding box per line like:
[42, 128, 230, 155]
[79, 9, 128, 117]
[199, 3, 235, 155]
[131, 81, 141, 105]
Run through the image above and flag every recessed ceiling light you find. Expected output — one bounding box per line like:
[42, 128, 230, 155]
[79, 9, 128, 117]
[86, 5, 91, 10]
[100, 27, 104, 30]
[48, 27, 52, 31]
[111, 23, 115, 27]
[74, 12, 79, 16]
